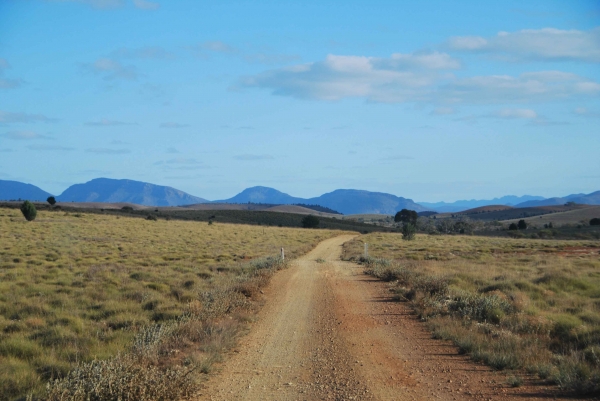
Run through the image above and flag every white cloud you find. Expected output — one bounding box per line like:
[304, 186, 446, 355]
[200, 41, 235, 53]
[489, 108, 538, 119]
[447, 27, 600, 62]
[242, 50, 600, 104]
[82, 58, 138, 80]
[240, 52, 459, 102]
[0, 111, 57, 124]
[186, 41, 236, 59]
[574, 107, 600, 118]
[48, 0, 125, 9]
[439, 71, 600, 104]
[0, 79, 22, 89]
[0, 58, 24, 90]
[2, 131, 50, 140]
[132, 0, 159, 10]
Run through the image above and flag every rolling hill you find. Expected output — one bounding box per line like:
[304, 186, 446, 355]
[419, 195, 546, 213]
[0, 180, 53, 201]
[58, 178, 208, 207]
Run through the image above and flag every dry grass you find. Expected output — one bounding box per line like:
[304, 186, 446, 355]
[503, 205, 600, 228]
[344, 233, 600, 394]
[0, 207, 344, 400]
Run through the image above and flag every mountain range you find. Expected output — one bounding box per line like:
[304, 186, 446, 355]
[1, 178, 599, 215]
[418, 195, 546, 213]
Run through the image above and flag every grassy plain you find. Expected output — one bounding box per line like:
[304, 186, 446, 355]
[343, 233, 600, 394]
[0, 207, 344, 400]
[502, 205, 600, 227]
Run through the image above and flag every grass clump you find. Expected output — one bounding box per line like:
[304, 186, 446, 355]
[349, 233, 600, 395]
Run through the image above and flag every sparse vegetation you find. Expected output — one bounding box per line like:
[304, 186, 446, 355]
[401, 223, 416, 241]
[19, 200, 37, 221]
[344, 233, 600, 395]
[0, 207, 344, 400]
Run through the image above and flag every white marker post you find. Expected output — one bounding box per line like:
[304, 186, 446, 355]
[364, 243, 368, 258]
[281, 247, 285, 261]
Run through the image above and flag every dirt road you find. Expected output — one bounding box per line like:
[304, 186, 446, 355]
[198, 235, 569, 400]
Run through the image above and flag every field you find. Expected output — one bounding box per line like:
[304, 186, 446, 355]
[0, 202, 389, 234]
[503, 205, 600, 227]
[0, 207, 345, 400]
[436, 204, 593, 222]
[343, 233, 600, 394]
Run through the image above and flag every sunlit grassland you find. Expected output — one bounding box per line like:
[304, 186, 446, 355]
[344, 233, 600, 394]
[0, 207, 344, 400]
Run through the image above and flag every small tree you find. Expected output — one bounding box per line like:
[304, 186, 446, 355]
[20, 200, 37, 221]
[517, 219, 527, 230]
[590, 218, 600, 226]
[401, 223, 416, 240]
[394, 209, 418, 225]
[508, 223, 518, 230]
[47, 196, 56, 206]
[301, 215, 319, 228]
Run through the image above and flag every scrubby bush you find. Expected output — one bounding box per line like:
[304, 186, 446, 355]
[518, 219, 527, 230]
[590, 218, 600, 226]
[46, 196, 56, 206]
[401, 223, 416, 240]
[509, 223, 518, 231]
[301, 215, 319, 228]
[20, 201, 37, 221]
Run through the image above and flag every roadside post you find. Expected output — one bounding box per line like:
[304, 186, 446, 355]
[364, 243, 368, 258]
[281, 247, 285, 261]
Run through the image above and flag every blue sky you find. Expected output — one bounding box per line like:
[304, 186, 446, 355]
[0, 0, 599, 202]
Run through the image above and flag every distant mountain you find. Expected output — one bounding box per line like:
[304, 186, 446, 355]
[310, 189, 428, 215]
[58, 178, 208, 206]
[220, 187, 429, 215]
[515, 191, 600, 208]
[0, 180, 53, 201]
[215, 186, 305, 204]
[419, 195, 546, 213]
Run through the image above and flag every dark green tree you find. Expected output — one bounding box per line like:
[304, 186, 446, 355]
[394, 209, 418, 225]
[401, 223, 416, 240]
[590, 218, 600, 226]
[47, 196, 56, 206]
[517, 219, 527, 230]
[508, 223, 518, 231]
[301, 215, 320, 228]
[20, 200, 37, 221]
